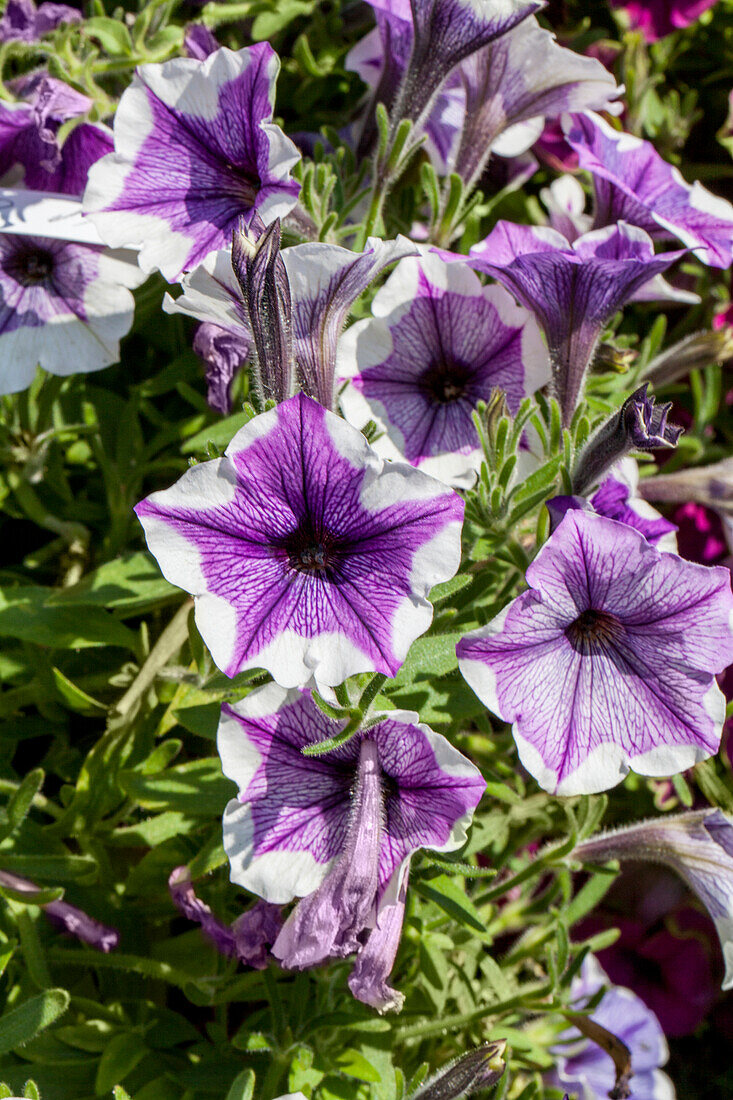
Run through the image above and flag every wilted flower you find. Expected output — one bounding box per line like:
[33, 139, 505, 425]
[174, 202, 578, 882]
[84, 45, 301, 281]
[193, 321, 251, 415]
[465, 221, 685, 425]
[0, 869, 118, 952]
[549, 957, 675, 1100]
[563, 111, 733, 269]
[641, 327, 733, 386]
[218, 684, 485, 1011]
[573, 810, 733, 991]
[136, 393, 463, 688]
[338, 252, 548, 487]
[457, 508, 733, 795]
[0, 0, 79, 42]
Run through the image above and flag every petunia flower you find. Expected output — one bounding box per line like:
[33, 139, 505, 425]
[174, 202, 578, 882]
[450, 17, 621, 190]
[465, 220, 685, 425]
[573, 810, 733, 991]
[547, 458, 678, 551]
[338, 252, 549, 487]
[84, 44, 301, 281]
[548, 957, 675, 1100]
[563, 111, 733, 269]
[0, 869, 118, 952]
[0, 74, 113, 196]
[166, 234, 416, 410]
[0, 223, 145, 395]
[135, 392, 464, 688]
[457, 508, 733, 795]
[0, 0, 80, 42]
[218, 684, 485, 1011]
[610, 0, 718, 40]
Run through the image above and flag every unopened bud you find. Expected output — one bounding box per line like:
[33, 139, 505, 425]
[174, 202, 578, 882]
[410, 1042, 507, 1100]
[642, 327, 733, 386]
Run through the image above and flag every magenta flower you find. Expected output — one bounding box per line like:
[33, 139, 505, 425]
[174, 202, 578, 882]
[610, 0, 719, 40]
[218, 685, 485, 1011]
[84, 45, 301, 281]
[457, 509, 733, 795]
[563, 111, 733, 269]
[338, 252, 548, 486]
[136, 393, 463, 688]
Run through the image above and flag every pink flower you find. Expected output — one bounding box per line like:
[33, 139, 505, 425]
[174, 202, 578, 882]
[610, 0, 719, 40]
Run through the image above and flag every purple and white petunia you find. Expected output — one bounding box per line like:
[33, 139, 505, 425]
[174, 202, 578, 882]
[457, 508, 733, 795]
[84, 45, 301, 281]
[563, 111, 733, 269]
[547, 458, 679, 552]
[166, 235, 416, 410]
[574, 810, 733, 991]
[136, 392, 464, 688]
[549, 957, 675, 1100]
[450, 17, 621, 189]
[465, 220, 685, 424]
[0, 0, 80, 42]
[218, 684, 485, 1010]
[0, 227, 144, 394]
[0, 75, 113, 197]
[338, 252, 549, 487]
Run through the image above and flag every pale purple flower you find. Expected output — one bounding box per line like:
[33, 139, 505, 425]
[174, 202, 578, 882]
[573, 810, 733, 991]
[168, 865, 281, 968]
[193, 321, 250, 415]
[550, 957, 675, 1100]
[135, 392, 464, 688]
[610, 0, 718, 39]
[450, 17, 621, 189]
[466, 221, 685, 425]
[0, 75, 113, 196]
[563, 111, 733, 269]
[218, 684, 485, 1010]
[0, 226, 144, 395]
[184, 23, 219, 60]
[167, 235, 416, 411]
[548, 458, 679, 551]
[338, 252, 548, 487]
[84, 45, 301, 281]
[0, 869, 118, 952]
[457, 508, 733, 795]
[0, 0, 80, 42]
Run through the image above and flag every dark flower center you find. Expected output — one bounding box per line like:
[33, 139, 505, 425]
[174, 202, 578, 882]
[226, 165, 262, 206]
[281, 522, 341, 576]
[565, 608, 624, 653]
[6, 246, 55, 287]
[419, 359, 473, 404]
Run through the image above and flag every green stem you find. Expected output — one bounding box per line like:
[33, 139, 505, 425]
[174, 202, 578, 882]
[394, 983, 553, 1042]
[263, 965, 285, 1039]
[112, 600, 193, 719]
[300, 712, 361, 756]
[358, 672, 388, 715]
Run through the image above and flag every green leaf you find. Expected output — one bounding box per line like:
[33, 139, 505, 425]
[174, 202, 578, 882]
[0, 769, 44, 843]
[0, 989, 70, 1055]
[251, 0, 315, 39]
[84, 15, 133, 53]
[391, 634, 461, 686]
[47, 552, 178, 616]
[414, 874, 486, 933]
[0, 587, 137, 651]
[181, 411, 253, 454]
[95, 1032, 147, 1095]
[50, 667, 106, 715]
[0, 854, 97, 881]
[335, 1049, 382, 1083]
[225, 1068, 256, 1100]
[563, 869, 617, 927]
[119, 758, 234, 815]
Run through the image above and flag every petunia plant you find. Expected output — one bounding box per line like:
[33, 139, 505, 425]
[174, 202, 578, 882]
[0, 0, 732, 1098]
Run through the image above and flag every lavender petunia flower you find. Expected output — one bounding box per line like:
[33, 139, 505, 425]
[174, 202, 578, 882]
[168, 865, 281, 968]
[451, 17, 621, 189]
[0, 869, 118, 952]
[136, 393, 463, 688]
[0, 228, 144, 395]
[457, 508, 733, 795]
[550, 957, 675, 1100]
[218, 684, 485, 1010]
[84, 45, 301, 282]
[563, 111, 733, 269]
[193, 321, 250, 415]
[184, 23, 220, 60]
[167, 235, 416, 411]
[573, 810, 733, 991]
[0, 0, 80, 42]
[548, 458, 678, 551]
[466, 221, 685, 425]
[338, 252, 549, 487]
[0, 75, 113, 197]
[610, 0, 718, 40]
